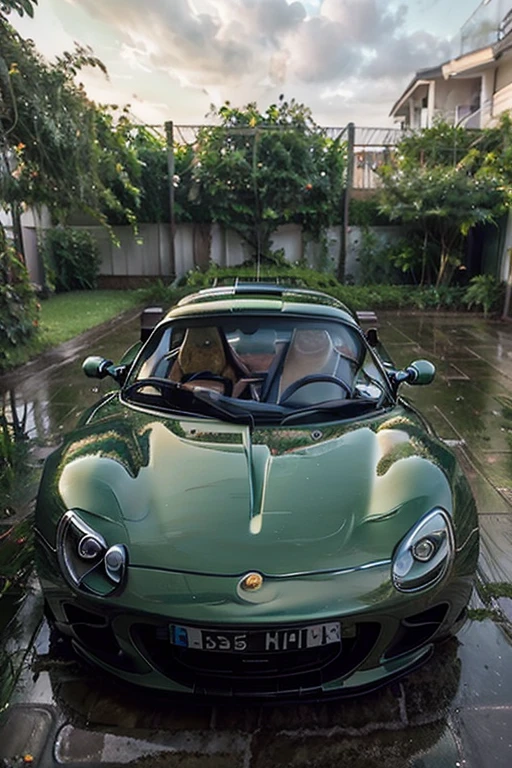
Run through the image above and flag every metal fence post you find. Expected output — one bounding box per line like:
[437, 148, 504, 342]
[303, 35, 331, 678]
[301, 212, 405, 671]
[338, 122, 355, 283]
[165, 120, 176, 280]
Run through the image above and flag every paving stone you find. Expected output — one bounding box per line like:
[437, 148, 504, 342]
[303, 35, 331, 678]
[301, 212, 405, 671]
[259, 685, 402, 731]
[401, 639, 461, 722]
[50, 679, 213, 732]
[250, 723, 447, 768]
[55, 725, 248, 766]
[457, 706, 512, 768]
[0, 705, 54, 764]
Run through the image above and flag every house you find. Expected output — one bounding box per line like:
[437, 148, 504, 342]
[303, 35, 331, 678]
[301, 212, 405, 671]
[389, 1, 512, 305]
[390, 3, 512, 130]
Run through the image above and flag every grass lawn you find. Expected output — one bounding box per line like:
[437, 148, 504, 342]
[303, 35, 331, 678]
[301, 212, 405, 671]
[2, 290, 143, 373]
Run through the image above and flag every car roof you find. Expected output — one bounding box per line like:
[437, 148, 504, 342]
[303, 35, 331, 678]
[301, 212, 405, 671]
[165, 284, 359, 326]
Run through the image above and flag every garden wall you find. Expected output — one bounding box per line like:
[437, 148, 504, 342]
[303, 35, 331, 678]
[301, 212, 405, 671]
[94, 222, 414, 285]
[10, 215, 405, 286]
[80, 223, 349, 285]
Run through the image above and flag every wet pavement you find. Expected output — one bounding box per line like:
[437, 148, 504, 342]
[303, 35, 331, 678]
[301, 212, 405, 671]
[1, 311, 512, 767]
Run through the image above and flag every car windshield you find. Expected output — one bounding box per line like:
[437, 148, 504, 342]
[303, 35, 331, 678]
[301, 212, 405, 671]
[124, 315, 392, 425]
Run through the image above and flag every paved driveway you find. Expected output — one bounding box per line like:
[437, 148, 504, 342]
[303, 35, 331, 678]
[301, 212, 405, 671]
[1, 311, 512, 768]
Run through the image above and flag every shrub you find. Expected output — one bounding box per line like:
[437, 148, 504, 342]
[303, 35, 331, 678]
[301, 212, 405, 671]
[182, 264, 472, 313]
[137, 279, 190, 307]
[356, 228, 406, 285]
[463, 275, 504, 318]
[139, 264, 500, 316]
[0, 243, 39, 368]
[349, 197, 393, 227]
[0, 405, 30, 516]
[41, 227, 101, 292]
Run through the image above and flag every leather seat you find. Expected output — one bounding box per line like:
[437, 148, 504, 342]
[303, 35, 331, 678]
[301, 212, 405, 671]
[169, 327, 251, 396]
[263, 329, 354, 406]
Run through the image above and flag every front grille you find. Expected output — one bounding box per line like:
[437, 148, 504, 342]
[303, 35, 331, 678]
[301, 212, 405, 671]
[132, 620, 380, 696]
[383, 603, 449, 660]
[62, 602, 136, 672]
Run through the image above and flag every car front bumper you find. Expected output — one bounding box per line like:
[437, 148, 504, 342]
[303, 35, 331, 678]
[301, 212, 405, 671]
[37, 538, 474, 699]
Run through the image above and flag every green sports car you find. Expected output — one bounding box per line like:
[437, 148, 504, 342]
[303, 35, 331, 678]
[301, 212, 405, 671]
[35, 284, 479, 699]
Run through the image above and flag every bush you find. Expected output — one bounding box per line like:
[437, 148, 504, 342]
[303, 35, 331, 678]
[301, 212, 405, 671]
[177, 264, 473, 313]
[0, 243, 39, 368]
[349, 197, 393, 227]
[138, 264, 501, 316]
[356, 228, 406, 285]
[41, 227, 101, 292]
[463, 275, 504, 318]
[137, 279, 190, 307]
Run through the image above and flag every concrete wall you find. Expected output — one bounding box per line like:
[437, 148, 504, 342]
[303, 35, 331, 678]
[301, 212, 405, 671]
[434, 77, 481, 118]
[496, 56, 512, 92]
[304, 227, 341, 273]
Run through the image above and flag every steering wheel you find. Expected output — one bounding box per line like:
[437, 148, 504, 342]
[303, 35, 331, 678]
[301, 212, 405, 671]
[279, 374, 352, 405]
[181, 371, 233, 397]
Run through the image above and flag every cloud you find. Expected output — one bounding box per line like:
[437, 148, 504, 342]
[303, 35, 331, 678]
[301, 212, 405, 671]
[361, 30, 451, 79]
[320, 0, 407, 47]
[44, 0, 457, 124]
[71, 0, 451, 85]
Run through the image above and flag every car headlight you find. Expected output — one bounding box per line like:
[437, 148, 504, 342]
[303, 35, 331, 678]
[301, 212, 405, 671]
[57, 510, 127, 596]
[392, 509, 454, 592]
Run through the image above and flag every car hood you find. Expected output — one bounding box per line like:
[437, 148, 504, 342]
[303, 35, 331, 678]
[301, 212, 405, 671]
[53, 401, 453, 577]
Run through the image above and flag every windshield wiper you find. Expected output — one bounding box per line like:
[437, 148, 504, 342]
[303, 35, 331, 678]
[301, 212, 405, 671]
[280, 398, 382, 426]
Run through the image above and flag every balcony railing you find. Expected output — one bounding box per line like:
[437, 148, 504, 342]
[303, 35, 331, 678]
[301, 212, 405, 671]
[460, 0, 512, 55]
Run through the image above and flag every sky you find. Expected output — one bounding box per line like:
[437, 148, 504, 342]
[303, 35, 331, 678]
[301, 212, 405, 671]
[10, 0, 498, 128]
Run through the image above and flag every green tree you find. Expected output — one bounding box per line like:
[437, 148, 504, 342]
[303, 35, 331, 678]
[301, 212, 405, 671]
[0, 0, 37, 18]
[465, 112, 512, 202]
[391, 122, 474, 170]
[134, 126, 169, 223]
[0, 22, 139, 227]
[378, 123, 506, 287]
[188, 98, 346, 262]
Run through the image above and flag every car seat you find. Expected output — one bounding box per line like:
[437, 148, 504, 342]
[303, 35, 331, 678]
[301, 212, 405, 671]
[169, 327, 251, 396]
[263, 329, 354, 406]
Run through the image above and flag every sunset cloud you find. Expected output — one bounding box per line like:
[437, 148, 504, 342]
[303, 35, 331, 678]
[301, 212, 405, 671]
[11, 0, 481, 125]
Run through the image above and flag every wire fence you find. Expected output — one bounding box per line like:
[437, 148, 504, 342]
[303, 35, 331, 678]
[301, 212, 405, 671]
[169, 123, 407, 192]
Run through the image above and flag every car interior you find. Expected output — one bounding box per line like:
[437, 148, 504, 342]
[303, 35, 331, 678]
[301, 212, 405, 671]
[134, 320, 379, 409]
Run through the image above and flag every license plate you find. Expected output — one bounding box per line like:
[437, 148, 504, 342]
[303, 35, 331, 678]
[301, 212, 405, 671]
[169, 622, 341, 653]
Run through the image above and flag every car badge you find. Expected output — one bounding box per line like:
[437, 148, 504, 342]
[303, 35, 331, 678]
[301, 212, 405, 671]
[240, 572, 263, 591]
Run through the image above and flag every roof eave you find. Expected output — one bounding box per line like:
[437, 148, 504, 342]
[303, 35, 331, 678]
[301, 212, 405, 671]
[442, 45, 495, 79]
[389, 66, 444, 117]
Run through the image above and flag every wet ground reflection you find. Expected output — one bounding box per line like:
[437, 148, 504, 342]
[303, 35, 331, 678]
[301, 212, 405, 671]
[13, 615, 464, 767]
[1, 311, 512, 766]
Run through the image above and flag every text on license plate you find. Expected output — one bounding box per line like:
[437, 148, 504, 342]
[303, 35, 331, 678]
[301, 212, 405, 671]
[169, 622, 341, 653]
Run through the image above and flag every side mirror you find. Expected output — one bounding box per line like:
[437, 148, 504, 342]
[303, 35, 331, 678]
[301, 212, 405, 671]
[83, 356, 114, 379]
[393, 359, 436, 387]
[84, 355, 133, 385]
